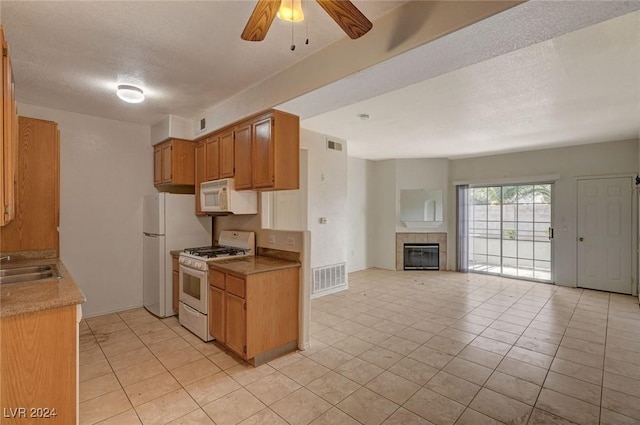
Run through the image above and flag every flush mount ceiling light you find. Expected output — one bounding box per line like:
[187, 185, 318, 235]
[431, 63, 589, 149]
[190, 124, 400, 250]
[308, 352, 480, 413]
[116, 84, 145, 103]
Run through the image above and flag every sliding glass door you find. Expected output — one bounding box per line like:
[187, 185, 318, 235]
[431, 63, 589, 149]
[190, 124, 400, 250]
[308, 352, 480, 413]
[467, 184, 553, 282]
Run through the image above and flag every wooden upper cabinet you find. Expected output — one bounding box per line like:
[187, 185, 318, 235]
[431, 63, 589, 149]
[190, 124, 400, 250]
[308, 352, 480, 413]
[1, 117, 59, 254]
[205, 136, 220, 181]
[153, 138, 195, 187]
[195, 141, 206, 215]
[219, 129, 235, 178]
[235, 110, 299, 191]
[252, 117, 274, 189]
[161, 143, 173, 183]
[1, 26, 18, 227]
[234, 123, 253, 190]
[153, 146, 162, 185]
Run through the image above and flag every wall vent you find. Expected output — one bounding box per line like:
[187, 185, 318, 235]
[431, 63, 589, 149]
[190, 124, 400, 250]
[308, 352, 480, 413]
[312, 263, 347, 296]
[199, 118, 206, 132]
[326, 139, 343, 152]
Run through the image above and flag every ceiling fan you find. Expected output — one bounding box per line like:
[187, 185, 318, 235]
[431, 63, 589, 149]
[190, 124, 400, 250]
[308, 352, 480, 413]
[241, 0, 373, 42]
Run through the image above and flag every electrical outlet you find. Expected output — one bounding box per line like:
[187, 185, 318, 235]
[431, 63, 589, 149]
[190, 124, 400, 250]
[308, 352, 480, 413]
[267, 235, 275, 244]
[286, 237, 295, 246]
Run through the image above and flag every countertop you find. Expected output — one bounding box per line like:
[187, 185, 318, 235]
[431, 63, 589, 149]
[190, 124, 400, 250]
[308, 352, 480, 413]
[170, 250, 183, 257]
[0, 258, 86, 318]
[209, 255, 300, 276]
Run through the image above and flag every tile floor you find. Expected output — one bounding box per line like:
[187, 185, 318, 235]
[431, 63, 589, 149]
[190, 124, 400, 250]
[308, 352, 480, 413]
[80, 269, 640, 425]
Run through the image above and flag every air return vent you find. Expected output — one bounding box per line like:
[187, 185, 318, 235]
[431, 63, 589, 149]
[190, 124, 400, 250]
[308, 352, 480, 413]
[312, 263, 347, 297]
[326, 139, 343, 152]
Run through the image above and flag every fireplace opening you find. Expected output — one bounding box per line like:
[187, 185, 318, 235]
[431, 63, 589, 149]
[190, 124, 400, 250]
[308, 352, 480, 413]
[404, 243, 439, 270]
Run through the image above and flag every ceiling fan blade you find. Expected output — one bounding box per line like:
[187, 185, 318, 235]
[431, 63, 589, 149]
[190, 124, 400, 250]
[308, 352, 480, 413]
[316, 0, 372, 39]
[241, 0, 282, 41]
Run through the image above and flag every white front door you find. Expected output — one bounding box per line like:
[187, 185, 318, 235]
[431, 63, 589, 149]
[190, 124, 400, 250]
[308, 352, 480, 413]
[577, 177, 632, 294]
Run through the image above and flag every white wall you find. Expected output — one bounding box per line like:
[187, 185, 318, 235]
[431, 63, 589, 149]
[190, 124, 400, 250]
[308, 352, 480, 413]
[347, 157, 371, 272]
[448, 139, 638, 289]
[370, 159, 397, 270]
[395, 158, 449, 233]
[300, 129, 348, 270]
[19, 103, 154, 317]
[353, 158, 450, 271]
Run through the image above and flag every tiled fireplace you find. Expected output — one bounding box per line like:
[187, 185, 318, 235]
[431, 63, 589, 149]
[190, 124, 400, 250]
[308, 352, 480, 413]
[396, 233, 447, 271]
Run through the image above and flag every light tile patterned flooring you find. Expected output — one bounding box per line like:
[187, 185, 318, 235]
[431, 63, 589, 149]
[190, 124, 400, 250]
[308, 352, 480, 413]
[80, 269, 640, 425]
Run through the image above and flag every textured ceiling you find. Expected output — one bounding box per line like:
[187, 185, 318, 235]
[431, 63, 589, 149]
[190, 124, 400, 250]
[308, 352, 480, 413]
[2, 1, 639, 161]
[1, 0, 404, 125]
[283, 3, 640, 159]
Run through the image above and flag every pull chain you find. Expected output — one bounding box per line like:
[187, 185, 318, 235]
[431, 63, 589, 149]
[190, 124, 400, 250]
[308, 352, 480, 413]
[305, 0, 309, 45]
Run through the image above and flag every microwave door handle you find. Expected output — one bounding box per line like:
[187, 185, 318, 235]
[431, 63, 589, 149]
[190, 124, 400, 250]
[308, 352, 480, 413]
[219, 188, 228, 210]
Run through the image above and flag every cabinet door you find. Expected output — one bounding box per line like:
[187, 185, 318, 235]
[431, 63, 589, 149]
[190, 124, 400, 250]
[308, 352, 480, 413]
[2, 36, 17, 226]
[1, 118, 59, 253]
[161, 143, 173, 183]
[195, 142, 206, 215]
[209, 285, 225, 342]
[172, 271, 179, 314]
[0, 31, 5, 226]
[225, 292, 246, 358]
[205, 137, 220, 181]
[252, 117, 274, 188]
[153, 146, 162, 185]
[234, 123, 252, 190]
[219, 130, 235, 178]
[1, 305, 78, 425]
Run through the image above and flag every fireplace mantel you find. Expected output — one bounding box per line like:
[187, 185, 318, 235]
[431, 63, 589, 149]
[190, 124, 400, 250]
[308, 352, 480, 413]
[396, 233, 447, 271]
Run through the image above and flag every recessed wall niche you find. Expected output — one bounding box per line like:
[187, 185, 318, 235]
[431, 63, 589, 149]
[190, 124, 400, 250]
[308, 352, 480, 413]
[400, 189, 444, 228]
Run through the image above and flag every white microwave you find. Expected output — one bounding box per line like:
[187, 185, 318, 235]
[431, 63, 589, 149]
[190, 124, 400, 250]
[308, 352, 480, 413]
[200, 178, 258, 214]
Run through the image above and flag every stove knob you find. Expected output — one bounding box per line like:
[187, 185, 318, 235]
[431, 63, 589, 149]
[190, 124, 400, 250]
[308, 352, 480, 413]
[188, 259, 194, 267]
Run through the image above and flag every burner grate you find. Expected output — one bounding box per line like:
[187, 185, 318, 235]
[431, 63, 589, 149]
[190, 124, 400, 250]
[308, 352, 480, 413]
[183, 245, 248, 258]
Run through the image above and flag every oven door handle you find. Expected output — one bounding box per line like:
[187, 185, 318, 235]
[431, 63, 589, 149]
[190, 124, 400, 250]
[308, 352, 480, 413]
[179, 264, 207, 278]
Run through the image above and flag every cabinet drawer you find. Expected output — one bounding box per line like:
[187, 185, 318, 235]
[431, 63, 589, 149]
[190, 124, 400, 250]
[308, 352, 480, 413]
[226, 274, 245, 298]
[210, 269, 225, 289]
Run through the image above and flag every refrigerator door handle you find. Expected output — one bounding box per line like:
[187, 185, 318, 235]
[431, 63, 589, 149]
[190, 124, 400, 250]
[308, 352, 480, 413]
[144, 232, 160, 237]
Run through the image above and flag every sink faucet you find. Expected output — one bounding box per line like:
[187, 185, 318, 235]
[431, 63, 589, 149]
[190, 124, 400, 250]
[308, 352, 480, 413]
[0, 255, 10, 262]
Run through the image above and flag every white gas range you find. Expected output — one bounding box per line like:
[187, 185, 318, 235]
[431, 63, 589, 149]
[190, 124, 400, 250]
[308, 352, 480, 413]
[178, 230, 255, 342]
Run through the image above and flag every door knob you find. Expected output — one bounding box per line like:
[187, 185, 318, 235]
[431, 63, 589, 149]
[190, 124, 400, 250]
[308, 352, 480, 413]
[579, 237, 584, 242]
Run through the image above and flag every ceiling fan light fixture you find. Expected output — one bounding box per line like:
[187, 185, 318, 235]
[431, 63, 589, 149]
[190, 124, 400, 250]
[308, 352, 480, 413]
[116, 84, 145, 103]
[277, 0, 304, 22]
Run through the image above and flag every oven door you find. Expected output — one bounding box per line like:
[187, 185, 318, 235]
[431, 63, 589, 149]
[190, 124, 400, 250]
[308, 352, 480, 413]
[179, 264, 208, 314]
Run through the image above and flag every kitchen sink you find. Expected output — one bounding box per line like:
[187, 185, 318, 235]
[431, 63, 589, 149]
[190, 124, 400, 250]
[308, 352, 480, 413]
[0, 264, 61, 285]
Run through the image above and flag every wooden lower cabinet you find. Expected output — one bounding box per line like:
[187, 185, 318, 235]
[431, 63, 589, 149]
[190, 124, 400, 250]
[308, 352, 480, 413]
[225, 292, 246, 356]
[208, 266, 299, 362]
[0, 304, 80, 424]
[172, 254, 179, 314]
[208, 285, 225, 342]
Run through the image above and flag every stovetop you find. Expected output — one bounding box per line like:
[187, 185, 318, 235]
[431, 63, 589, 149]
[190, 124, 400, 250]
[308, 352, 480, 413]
[183, 245, 250, 259]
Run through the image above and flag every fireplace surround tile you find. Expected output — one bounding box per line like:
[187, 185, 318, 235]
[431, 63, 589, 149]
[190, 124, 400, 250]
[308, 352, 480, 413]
[396, 233, 447, 271]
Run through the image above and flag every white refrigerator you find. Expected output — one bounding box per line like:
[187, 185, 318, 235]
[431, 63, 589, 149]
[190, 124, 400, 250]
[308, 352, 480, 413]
[143, 193, 211, 317]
